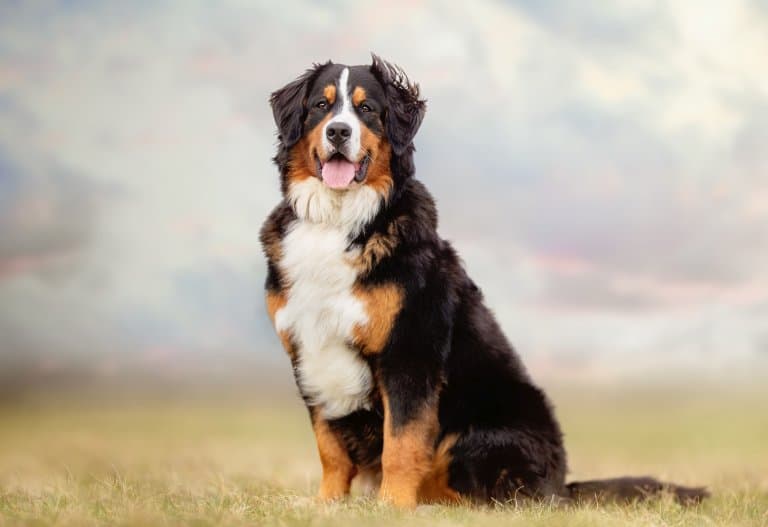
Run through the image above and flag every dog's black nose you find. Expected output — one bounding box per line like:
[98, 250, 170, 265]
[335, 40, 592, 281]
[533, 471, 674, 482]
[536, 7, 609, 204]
[326, 122, 351, 145]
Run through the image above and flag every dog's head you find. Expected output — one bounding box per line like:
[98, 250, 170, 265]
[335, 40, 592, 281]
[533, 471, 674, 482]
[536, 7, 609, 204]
[270, 55, 425, 221]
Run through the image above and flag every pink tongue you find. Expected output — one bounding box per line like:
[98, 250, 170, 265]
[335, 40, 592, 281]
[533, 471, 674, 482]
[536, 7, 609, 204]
[321, 158, 356, 189]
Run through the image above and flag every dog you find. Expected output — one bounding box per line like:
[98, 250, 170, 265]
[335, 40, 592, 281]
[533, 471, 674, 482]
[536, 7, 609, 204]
[260, 54, 707, 508]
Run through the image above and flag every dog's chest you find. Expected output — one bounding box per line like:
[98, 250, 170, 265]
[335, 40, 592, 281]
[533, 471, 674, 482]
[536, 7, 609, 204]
[274, 221, 372, 419]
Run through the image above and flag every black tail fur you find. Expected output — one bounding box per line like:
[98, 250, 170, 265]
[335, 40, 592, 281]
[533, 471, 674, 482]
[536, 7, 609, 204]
[566, 477, 709, 505]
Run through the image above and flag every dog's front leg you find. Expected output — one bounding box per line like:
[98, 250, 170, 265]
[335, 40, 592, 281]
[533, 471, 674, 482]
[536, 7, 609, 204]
[376, 315, 447, 508]
[379, 384, 440, 508]
[367, 275, 452, 508]
[311, 412, 356, 501]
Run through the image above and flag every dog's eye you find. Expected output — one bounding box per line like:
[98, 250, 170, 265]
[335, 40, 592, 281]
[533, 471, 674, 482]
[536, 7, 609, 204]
[360, 103, 372, 113]
[316, 100, 328, 110]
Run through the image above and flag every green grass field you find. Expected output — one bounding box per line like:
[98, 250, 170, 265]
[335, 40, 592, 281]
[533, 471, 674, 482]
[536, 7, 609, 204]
[1, 385, 766, 526]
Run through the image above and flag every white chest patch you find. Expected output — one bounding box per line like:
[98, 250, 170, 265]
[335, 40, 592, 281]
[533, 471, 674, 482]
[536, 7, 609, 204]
[275, 180, 383, 419]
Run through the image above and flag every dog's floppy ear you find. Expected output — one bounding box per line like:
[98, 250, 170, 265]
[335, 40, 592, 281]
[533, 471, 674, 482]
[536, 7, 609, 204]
[370, 53, 426, 156]
[270, 61, 331, 147]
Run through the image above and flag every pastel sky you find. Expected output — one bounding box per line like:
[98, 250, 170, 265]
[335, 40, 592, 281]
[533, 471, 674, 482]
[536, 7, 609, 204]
[1, 1, 767, 382]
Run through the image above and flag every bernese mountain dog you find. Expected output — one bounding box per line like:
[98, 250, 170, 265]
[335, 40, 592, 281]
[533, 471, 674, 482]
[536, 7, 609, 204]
[260, 54, 707, 508]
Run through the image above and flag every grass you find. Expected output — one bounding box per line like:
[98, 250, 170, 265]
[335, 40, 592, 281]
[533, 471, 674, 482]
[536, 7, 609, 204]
[0, 385, 766, 526]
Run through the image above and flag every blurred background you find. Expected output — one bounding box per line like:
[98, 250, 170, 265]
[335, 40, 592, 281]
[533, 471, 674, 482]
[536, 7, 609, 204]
[2, 5, 768, 524]
[1, 0, 767, 400]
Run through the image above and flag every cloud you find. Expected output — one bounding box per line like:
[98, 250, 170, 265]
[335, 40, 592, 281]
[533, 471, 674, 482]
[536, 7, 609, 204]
[1, 0, 767, 380]
[535, 270, 664, 312]
[508, 0, 674, 53]
[422, 97, 767, 299]
[0, 146, 105, 281]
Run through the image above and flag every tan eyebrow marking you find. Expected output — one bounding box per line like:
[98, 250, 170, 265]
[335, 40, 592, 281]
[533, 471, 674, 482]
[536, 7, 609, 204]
[352, 86, 366, 106]
[323, 84, 336, 105]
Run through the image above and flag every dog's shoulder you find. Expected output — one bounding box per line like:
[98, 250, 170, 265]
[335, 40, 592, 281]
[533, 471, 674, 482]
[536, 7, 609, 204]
[260, 200, 295, 262]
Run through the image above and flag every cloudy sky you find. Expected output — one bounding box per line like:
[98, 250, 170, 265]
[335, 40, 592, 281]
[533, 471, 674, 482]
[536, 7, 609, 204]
[1, 0, 767, 383]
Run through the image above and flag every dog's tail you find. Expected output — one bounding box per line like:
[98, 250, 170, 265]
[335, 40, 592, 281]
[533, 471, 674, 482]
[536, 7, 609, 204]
[566, 476, 709, 505]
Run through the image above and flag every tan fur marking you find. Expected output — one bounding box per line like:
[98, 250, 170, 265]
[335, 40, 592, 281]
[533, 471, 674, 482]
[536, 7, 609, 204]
[353, 214, 408, 275]
[419, 434, 461, 504]
[323, 84, 336, 105]
[356, 232, 395, 274]
[360, 131, 393, 198]
[285, 137, 314, 186]
[379, 392, 440, 508]
[265, 291, 294, 358]
[307, 113, 333, 160]
[352, 283, 403, 354]
[277, 331, 293, 358]
[286, 113, 333, 187]
[313, 417, 356, 500]
[352, 86, 367, 106]
[265, 290, 286, 324]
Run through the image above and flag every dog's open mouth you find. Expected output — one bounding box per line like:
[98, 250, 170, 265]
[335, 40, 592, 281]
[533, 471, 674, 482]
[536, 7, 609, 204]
[315, 152, 370, 189]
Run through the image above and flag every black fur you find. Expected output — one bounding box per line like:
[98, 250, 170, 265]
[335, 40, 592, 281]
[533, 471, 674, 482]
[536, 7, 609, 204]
[269, 61, 331, 148]
[353, 178, 572, 500]
[261, 55, 708, 506]
[370, 53, 426, 157]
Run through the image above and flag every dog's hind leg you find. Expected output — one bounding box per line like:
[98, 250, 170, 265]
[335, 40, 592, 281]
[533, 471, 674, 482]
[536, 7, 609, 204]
[446, 427, 568, 504]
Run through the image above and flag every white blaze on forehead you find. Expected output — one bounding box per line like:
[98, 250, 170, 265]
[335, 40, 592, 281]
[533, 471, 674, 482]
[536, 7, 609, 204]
[322, 67, 362, 160]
